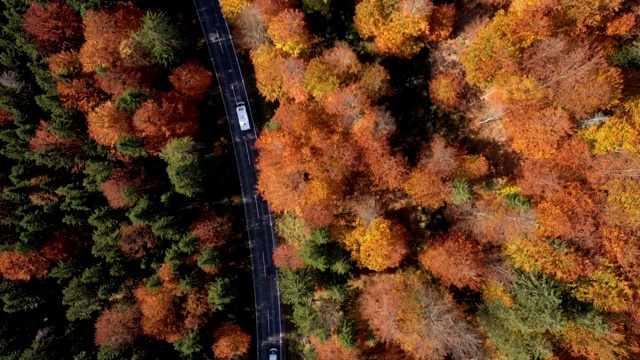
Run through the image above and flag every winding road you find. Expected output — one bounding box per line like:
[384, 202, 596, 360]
[192, 1, 284, 359]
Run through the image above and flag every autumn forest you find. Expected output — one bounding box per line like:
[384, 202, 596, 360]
[0, 0, 640, 359]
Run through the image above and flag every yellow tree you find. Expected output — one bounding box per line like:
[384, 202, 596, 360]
[354, 0, 433, 57]
[219, 0, 251, 21]
[343, 217, 409, 271]
[267, 9, 311, 57]
[250, 45, 286, 102]
[504, 237, 593, 282]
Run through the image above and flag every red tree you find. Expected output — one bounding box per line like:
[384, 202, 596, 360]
[212, 323, 251, 358]
[190, 209, 233, 248]
[79, 3, 144, 72]
[272, 242, 305, 270]
[23, 1, 83, 53]
[419, 231, 488, 290]
[100, 168, 143, 209]
[57, 76, 107, 114]
[94, 305, 142, 351]
[169, 60, 213, 100]
[119, 225, 158, 259]
[132, 92, 199, 152]
[133, 284, 183, 343]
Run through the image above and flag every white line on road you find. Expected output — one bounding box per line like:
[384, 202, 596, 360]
[267, 310, 271, 332]
[231, 85, 237, 103]
[254, 194, 260, 217]
[262, 251, 266, 274]
[215, 30, 224, 53]
[245, 141, 251, 161]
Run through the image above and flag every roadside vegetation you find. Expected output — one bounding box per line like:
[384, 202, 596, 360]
[222, 0, 640, 359]
[0, 0, 254, 358]
[2, 0, 640, 359]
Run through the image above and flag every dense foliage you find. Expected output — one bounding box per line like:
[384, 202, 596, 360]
[0, 0, 252, 358]
[223, 0, 640, 358]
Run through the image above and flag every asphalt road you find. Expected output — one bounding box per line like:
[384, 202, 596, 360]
[192, 1, 284, 359]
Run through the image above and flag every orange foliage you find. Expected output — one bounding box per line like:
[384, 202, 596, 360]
[559, 322, 628, 360]
[95, 66, 151, 97]
[272, 242, 305, 270]
[87, 101, 135, 147]
[79, 2, 144, 72]
[504, 237, 594, 282]
[23, 1, 83, 54]
[606, 13, 636, 35]
[134, 284, 183, 342]
[0, 251, 50, 281]
[419, 231, 487, 289]
[518, 158, 563, 200]
[183, 291, 210, 330]
[94, 305, 142, 350]
[280, 57, 308, 103]
[310, 334, 361, 360]
[119, 225, 158, 259]
[429, 72, 465, 110]
[211, 322, 251, 358]
[343, 217, 409, 271]
[267, 9, 311, 57]
[169, 60, 213, 100]
[132, 92, 199, 152]
[404, 137, 458, 209]
[100, 167, 143, 209]
[359, 272, 482, 360]
[190, 209, 233, 248]
[537, 183, 598, 246]
[502, 105, 573, 159]
[426, 4, 456, 42]
[28, 120, 82, 154]
[250, 45, 286, 102]
[57, 77, 107, 114]
[48, 51, 81, 77]
[39, 229, 82, 263]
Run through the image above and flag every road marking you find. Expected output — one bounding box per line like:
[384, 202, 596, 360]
[231, 85, 237, 103]
[255, 195, 260, 217]
[215, 30, 224, 53]
[262, 251, 266, 274]
[267, 310, 271, 332]
[245, 142, 251, 161]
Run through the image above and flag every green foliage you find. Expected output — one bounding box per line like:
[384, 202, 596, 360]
[278, 268, 314, 306]
[451, 178, 473, 205]
[62, 277, 102, 321]
[337, 318, 358, 350]
[127, 198, 155, 226]
[479, 271, 565, 360]
[0, 280, 44, 313]
[315, 327, 331, 342]
[173, 330, 203, 358]
[298, 240, 331, 271]
[275, 212, 310, 244]
[611, 41, 640, 68]
[151, 216, 182, 241]
[506, 194, 531, 213]
[197, 247, 220, 269]
[291, 303, 317, 336]
[302, 0, 332, 15]
[160, 137, 209, 197]
[146, 274, 162, 290]
[115, 89, 151, 115]
[97, 346, 121, 360]
[133, 11, 183, 68]
[115, 138, 149, 158]
[207, 278, 233, 310]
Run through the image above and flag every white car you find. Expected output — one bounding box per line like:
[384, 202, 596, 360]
[269, 348, 278, 360]
[236, 102, 250, 131]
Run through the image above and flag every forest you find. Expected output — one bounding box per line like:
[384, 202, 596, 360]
[0, 0, 640, 359]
